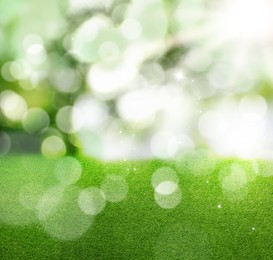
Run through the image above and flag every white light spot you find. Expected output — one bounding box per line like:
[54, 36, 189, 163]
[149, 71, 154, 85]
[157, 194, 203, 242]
[154, 188, 182, 209]
[198, 98, 267, 159]
[87, 61, 137, 99]
[217, 0, 273, 44]
[78, 187, 106, 216]
[117, 90, 156, 128]
[23, 34, 43, 50]
[0, 91, 27, 122]
[56, 106, 83, 134]
[71, 16, 109, 63]
[74, 95, 108, 130]
[27, 44, 43, 55]
[41, 136, 67, 159]
[37, 186, 64, 221]
[101, 175, 128, 203]
[155, 181, 178, 195]
[26, 43, 47, 65]
[54, 157, 82, 186]
[151, 167, 179, 190]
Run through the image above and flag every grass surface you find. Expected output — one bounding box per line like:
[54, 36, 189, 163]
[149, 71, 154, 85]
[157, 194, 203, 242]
[1, 154, 273, 259]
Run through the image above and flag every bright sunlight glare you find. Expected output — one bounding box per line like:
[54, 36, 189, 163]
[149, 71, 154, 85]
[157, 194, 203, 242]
[217, 0, 273, 44]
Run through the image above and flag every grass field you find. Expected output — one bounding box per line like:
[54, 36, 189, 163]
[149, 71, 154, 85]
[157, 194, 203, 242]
[1, 152, 273, 259]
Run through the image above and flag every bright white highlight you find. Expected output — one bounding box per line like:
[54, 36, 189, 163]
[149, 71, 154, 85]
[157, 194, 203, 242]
[199, 98, 268, 159]
[56, 106, 83, 134]
[155, 181, 178, 195]
[154, 188, 182, 209]
[41, 136, 67, 159]
[0, 91, 27, 122]
[74, 95, 108, 131]
[217, 0, 273, 44]
[87, 61, 137, 99]
[151, 167, 179, 190]
[117, 90, 156, 127]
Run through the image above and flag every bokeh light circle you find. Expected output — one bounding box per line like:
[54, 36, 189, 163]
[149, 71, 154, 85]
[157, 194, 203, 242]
[78, 187, 106, 216]
[40, 186, 93, 241]
[41, 136, 67, 159]
[154, 188, 182, 209]
[0, 90, 27, 122]
[155, 181, 178, 195]
[101, 175, 128, 203]
[54, 157, 82, 186]
[56, 106, 83, 134]
[22, 107, 50, 134]
[151, 167, 179, 190]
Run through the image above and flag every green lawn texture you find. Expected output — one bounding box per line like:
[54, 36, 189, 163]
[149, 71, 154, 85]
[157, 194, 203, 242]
[1, 153, 273, 259]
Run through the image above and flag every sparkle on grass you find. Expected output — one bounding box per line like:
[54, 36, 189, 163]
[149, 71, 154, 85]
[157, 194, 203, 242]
[217, 204, 222, 209]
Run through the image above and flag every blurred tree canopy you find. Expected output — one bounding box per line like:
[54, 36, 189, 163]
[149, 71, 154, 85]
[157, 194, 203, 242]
[1, 0, 273, 160]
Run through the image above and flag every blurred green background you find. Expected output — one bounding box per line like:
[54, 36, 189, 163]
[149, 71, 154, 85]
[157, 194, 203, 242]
[2, 1, 273, 258]
[1, 0, 273, 160]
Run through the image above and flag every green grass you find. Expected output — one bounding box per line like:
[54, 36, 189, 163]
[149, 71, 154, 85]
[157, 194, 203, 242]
[1, 154, 273, 259]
